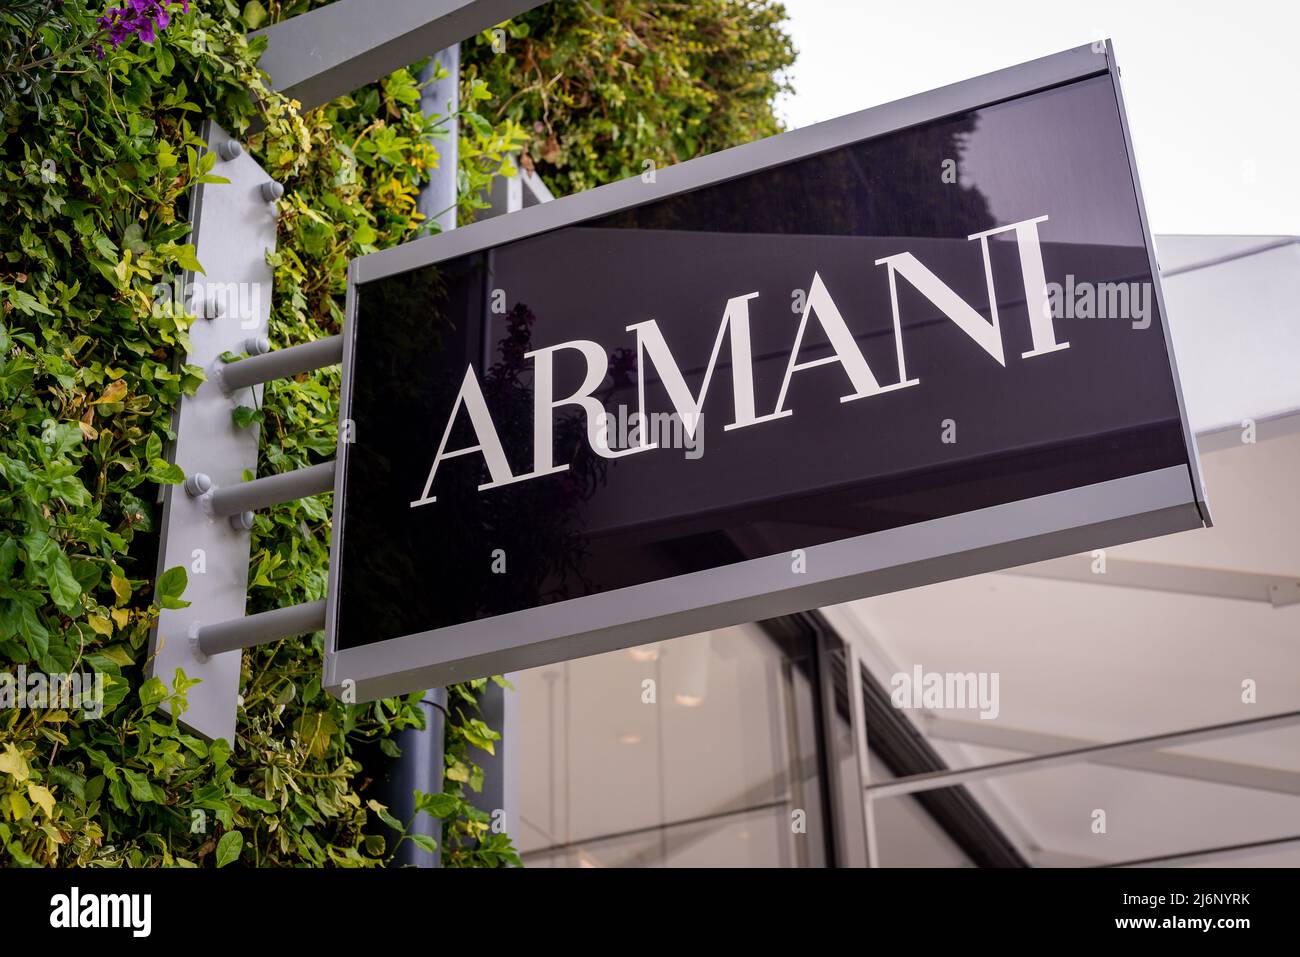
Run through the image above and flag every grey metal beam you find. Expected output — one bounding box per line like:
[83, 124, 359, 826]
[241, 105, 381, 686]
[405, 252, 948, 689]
[924, 714, 1300, 797]
[196, 600, 328, 658]
[218, 335, 343, 393]
[254, 0, 544, 112]
[205, 461, 335, 517]
[1004, 555, 1300, 608]
[1196, 408, 1300, 453]
[147, 120, 279, 742]
[866, 710, 1300, 800]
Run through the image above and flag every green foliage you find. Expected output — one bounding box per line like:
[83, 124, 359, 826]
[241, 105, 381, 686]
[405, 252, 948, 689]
[0, 0, 522, 867]
[0, 0, 794, 869]
[462, 0, 797, 197]
[0, 1, 103, 112]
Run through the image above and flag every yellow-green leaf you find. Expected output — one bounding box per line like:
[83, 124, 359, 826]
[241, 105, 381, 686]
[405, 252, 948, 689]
[0, 744, 29, 782]
[27, 784, 55, 818]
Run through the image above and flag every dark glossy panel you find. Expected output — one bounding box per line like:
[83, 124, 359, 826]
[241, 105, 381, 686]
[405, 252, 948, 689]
[338, 74, 1189, 650]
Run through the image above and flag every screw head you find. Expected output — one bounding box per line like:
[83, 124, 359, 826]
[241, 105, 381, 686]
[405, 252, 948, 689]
[217, 140, 243, 162]
[184, 473, 213, 497]
[243, 336, 271, 356]
[198, 293, 224, 321]
[230, 511, 256, 531]
[260, 180, 284, 202]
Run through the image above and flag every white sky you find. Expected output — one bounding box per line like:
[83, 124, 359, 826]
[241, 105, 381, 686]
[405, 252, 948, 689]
[778, 0, 1300, 236]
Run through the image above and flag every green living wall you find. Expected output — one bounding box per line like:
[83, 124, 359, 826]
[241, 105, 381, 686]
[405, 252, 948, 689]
[0, 0, 793, 867]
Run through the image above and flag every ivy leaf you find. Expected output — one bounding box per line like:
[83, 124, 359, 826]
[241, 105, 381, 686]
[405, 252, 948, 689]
[208, 739, 231, 769]
[94, 378, 127, 404]
[415, 791, 459, 819]
[216, 830, 243, 868]
[231, 405, 263, 428]
[366, 799, 403, 832]
[146, 459, 185, 484]
[242, 2, 268, 30]
[407, 833, 438, 854]
[26, 784, 55, 818]
[138, 676, 168, 709]
[156, 565, 190, 609]
[0, 744, 30, 783]
[123, 769, 157, 804]
[23, 531, 82, 612]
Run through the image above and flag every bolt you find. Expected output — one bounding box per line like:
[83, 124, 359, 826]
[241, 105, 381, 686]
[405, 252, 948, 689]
[217, 140, 243, 162]
[230, 511, 256, 531]
[184, 473, 213, 497]
[243, 336, 271, 356]
[260, 180, 284, 202]
[199, 294, 223, 321]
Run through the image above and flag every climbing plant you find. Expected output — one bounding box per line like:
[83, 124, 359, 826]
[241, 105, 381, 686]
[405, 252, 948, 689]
[462, 0, 797, 197]
[0, 0, 523, 867]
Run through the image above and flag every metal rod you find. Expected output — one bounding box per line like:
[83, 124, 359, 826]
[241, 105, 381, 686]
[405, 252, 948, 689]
[1005, 556, 1299, 607]
[196, 599, 327, 657]
[1105, 833, 1300, 869]
[1160, 236, 1298, 279]
[220, 335, 344, 392]
[209, 461, 335, 516]
[925, 713, 1300, 797]
[866, 709, 1300, 800]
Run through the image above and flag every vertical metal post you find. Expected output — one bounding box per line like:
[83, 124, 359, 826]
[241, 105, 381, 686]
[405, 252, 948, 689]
[418, 45, 460, 233]
[813, 628, 870, 867]
[471, 675, 520, 843]
[846, 641, 879, 867]
[368, 44, 459, 869]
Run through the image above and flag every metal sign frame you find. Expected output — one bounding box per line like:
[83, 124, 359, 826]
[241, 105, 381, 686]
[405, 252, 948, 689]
[323, 41, 1209, 702]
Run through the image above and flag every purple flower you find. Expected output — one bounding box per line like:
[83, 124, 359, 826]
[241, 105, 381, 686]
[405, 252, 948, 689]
[97, 0, 188, 50]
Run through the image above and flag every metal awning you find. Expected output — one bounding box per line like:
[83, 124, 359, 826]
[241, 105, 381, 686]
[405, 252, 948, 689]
[826, 235, 1300, 866]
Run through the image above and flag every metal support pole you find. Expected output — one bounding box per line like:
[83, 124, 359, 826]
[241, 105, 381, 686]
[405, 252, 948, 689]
[205, 461, 334, 517]
[845, 642, 878, 868]
[866, 709, 1300, 800]
[368, 43, 460, 870]
[468, 674, 520, 843]
[218, 335, 344, 393]
[813, 629, 869, 867]
[196, 600, 327, 658]
[417, 45, 460, 233]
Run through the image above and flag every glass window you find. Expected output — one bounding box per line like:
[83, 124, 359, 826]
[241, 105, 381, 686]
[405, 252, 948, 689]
[516, 624, 830, 867]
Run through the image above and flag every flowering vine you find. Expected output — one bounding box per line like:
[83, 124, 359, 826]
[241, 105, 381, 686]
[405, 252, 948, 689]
[98, 0, 189, 54]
